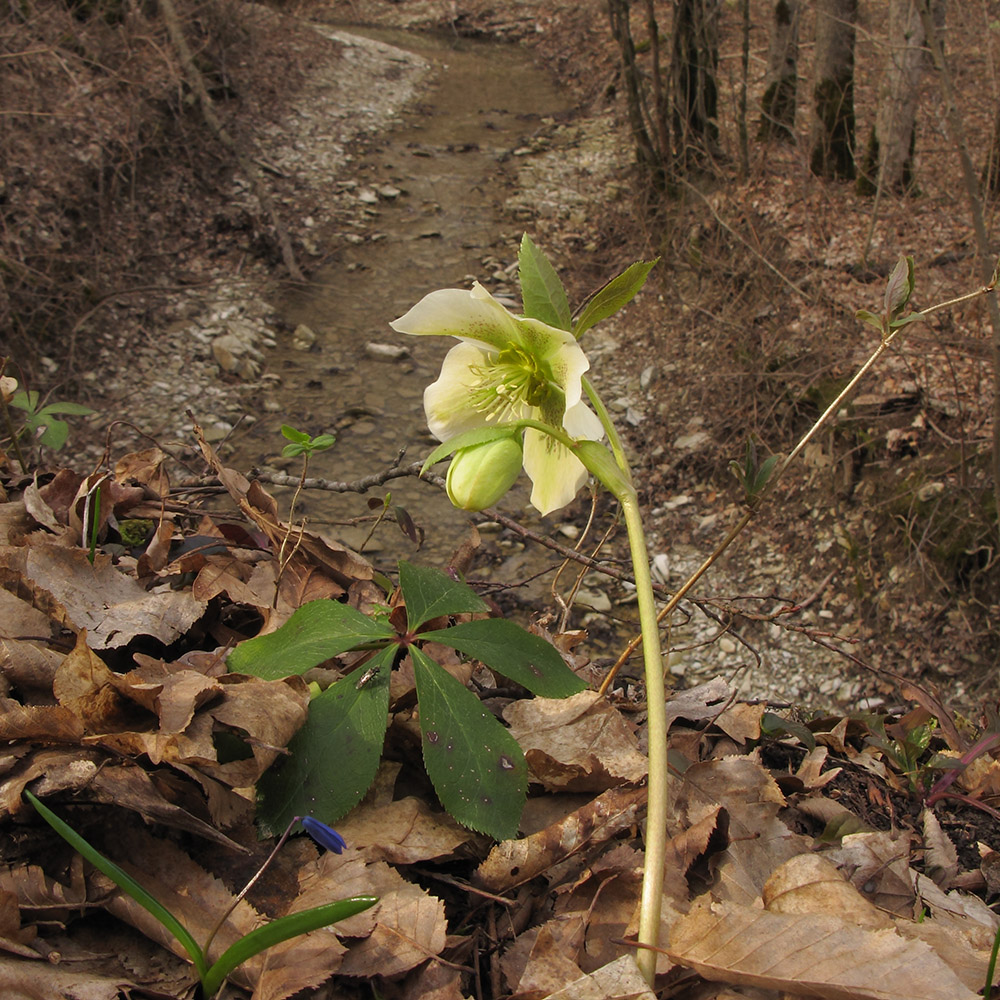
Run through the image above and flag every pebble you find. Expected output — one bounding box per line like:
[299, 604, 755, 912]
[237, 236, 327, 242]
[291, 324, 317, 350]
[365, 342, 410, 360]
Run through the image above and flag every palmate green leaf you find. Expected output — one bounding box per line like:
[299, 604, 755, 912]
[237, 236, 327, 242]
[410, 646, 527, 840]
[421, 618, 585, 698]
[25, 790, 209, 981]
[398, 560, 488, 631]
[518, 233, 572, 331]
[572, 258, 659, 339]
[227, 600, 395, 680]
[255, 645, 396, 836]
[201, 895, 378, 997]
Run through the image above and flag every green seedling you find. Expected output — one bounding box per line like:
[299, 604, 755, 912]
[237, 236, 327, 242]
[8, 389, 94, 452]
[25, 791, 376, 998]
[280, 424, 336, 458]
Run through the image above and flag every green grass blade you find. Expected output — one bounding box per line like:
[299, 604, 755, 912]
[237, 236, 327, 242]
[24, 791, 208, 981]
[201, 895, 378, 997]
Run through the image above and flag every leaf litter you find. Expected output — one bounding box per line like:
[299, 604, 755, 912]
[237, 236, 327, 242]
[1, 440, 999, 999]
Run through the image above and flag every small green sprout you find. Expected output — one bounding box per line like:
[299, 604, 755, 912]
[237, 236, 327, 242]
[280, 424, 336, 458]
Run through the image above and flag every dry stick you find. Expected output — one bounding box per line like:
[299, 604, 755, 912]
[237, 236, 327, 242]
[598, 279, 999, 697]
[919, 4, 1000, 546]
[156, 0, 305, 283]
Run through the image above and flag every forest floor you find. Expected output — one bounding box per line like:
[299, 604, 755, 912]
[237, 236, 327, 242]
[2, 0, 1000, 998]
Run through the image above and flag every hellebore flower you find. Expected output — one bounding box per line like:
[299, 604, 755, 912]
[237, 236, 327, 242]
[300, 816, 346, 854]
[390, 283, 603, 515]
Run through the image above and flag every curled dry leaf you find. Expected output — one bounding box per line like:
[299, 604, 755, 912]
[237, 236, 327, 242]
[762, 854, 892, 930]
[477, 786, 646, 893]
[503, 691, 647, 792]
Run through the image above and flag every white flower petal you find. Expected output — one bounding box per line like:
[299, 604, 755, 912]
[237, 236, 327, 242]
[563, 400, 605, 441]
[390, 283, 520, 351]
[423, 341, 496, 441]
[523, 427, 590, 516]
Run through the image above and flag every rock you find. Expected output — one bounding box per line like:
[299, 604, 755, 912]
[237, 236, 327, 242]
[212, 334, 247, 372]
[673, 430, 710, 451]
[718, 636, 737, 654]
[291, 324, 317, 350]
[358, 188, 379, 204]
[378, 184, 402, 199]
[365, 342, 410, 360]
[576, 588, 611, 613]
[202, 420, 234, 443]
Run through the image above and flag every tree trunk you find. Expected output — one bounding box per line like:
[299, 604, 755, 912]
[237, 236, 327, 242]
[607, 0, 662, 178]
[809, 0, 857, 180]
[671, 0, 720, 169]
[860, 0, 943, 195]
[759, 0, 800, 142]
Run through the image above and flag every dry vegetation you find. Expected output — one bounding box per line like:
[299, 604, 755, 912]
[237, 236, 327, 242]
[0, 0, 322, 378]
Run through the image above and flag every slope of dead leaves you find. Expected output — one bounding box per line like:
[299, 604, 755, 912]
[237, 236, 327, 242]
[0, 436, 999, 1000]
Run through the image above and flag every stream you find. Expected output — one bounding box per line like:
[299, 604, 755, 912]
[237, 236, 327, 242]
[229, 28, 616, 627]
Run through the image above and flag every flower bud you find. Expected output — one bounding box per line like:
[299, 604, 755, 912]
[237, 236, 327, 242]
[446, 437, 523, 511]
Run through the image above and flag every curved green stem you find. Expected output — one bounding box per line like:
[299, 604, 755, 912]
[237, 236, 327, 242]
[619, 490, 667, 986]
[583, 374, 629, 473]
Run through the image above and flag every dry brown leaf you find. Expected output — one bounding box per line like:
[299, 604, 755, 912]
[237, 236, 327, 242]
[333, 796, 474, 864]
[1, 855, 87, 921]
[794, 746, 843, 790]
[667, 897, 981, 1000]
[0, 637, 62, 699]
[713, 702, 764, 744]
[762, 854, 892, 930]
[0, 953, 131, 1000]
[504, 691, 647, 792]
[392, 958, 469, 1000]
[336, 874, 447, 979]
[555, 844, 643, 972]
[664, 677, 733, 728]
[24, 542, 206, 649]
[826, 831, 915, 917]
[195, 425, 372, 594]
[922, 808, 959, 887]
[673, 756, 809, 906]
[0, 700, 84, 743]
[477, 786, 646, 893]
[502, 912, 586, 1000]
[0, 586, 54, 642]
[114, 448, 170, 497]
[0, 888, 38, 957]
[539, 954, 656, 1000]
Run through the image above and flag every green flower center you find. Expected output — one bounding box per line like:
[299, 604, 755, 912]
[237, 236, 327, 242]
[469, 345, 554, 421]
